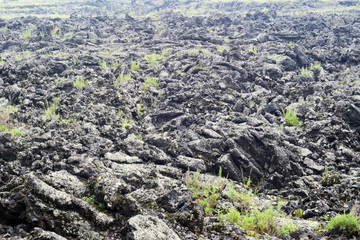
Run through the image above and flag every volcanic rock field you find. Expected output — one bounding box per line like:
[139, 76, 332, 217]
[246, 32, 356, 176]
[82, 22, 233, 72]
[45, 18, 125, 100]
[1, 0, 360, 239]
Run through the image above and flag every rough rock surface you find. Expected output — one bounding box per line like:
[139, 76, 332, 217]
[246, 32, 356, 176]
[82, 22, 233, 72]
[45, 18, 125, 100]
[0, 0, 360, 239]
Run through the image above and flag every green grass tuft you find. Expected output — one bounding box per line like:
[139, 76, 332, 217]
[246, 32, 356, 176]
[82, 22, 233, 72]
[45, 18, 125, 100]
[327, 213, 360, 234]
[143, 77, 158, 90]
[44, 97, 60, 121]
[282, 105, 302, 126]
[73, 77, 89, 89]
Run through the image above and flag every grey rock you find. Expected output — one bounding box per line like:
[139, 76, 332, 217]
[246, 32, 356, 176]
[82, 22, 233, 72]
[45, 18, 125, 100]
[279, 56, 297, 71]
[174, 155, 206, 172]
[303, 158, 324, 172]
[44, 170, 87, 198]
[30, 227, 67, 240]
[105, 151, 143, 164]
[126, 215, 181, 240]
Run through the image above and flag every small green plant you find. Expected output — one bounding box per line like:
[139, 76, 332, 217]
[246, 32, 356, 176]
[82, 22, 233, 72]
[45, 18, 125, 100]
[301, 67, 311, 76]
[72, 57, 77, 66]
[201, 49, 211, 56]
[136, 134, 142, 140]
[55, 77, 66, 85]
[23, 50, 30, 59]
[0, 124, 26, 138]
[114, 72, 131, 87]
[73, 77, 89, 89]
[248, 46, 257, 54]
[0, 26, 7, 33]
[294, 208, 303, 218]
[21, 29, 32, 39]
[143, 77, 158, 90]
[14, 55, 22, 61]
[282, 105, 302, 126]
[216, 45, 230, 53]
[161, 49, 172, 57]
[82, 194, 106, 211]
[144, 53, 161, 66]
[185, 168, 227, 215]
[112, 60, 120, 68]
[0, 104, 25, 138]
[184, 167, 297, 237]
[278, 222, 298, 237]
[262, 7, 269, 13]
[98, 60, 107, 68]
[64, 32, 73, 38]
[269, 54, 283, 61]
[189, 48, 200, 56]
[94, 160, 104, 168]
[51, 26, 61, 38]
[309, 62, 321, 70]
[322, 166, 340, 186]
[326, 213, 359, 235]
[287, 41, 295, 47]
[98, 50, 112, 55]
[121, 118, 131, 128]
[9, 127, 24, 137]
[44, 97, 60, 120]
[137, 103, 143, 120]
[0, 56, 5, 65]
[131, 59, 140, 71]
[122, 35, 130, 42]
[226, 182, 253, 209]
[219, 203, 296, 237]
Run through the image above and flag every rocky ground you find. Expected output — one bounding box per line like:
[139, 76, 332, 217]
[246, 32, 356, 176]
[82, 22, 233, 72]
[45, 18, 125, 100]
[1, 0, 360, 239]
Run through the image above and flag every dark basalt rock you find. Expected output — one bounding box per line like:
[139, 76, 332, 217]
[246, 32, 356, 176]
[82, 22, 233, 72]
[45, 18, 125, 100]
[0, 0, 359, 239]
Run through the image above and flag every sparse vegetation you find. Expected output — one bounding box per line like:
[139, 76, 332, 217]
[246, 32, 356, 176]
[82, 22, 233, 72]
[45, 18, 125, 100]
[14, 55, 22, 61]
[143, 77, 158, 89]
[262, 7, 269, 13]
[161, 49, 172, 57]
[137, 103, 143, 120]
[0, 26, 7, 33]
[185, 168, 227, 215]
[112, 60, 120, 68]
[82, 194, 106, 211]
[44, 97, 60, 121]
[51, 26, 61, 38]
[21, 28, 32, 39]
[144, 53, 161, 66]
[309, 62, 321, 70]
[294, 208, 303, 218]
[248, 45, 257, 54]
[201, 49, 211, 56]
[186, 169, 297, 237]
[121, 117, 131, 128]
[55, 77, 66, 85]
[0, 102, 25, 137]
[216, 45, 230, 53]
[189, 48, 200, 56]
[131, 59, 140, 71]
[114, 72, 131, 87]
[73, 77, 89, 89]
[98, 60, 108, 68]
[322, 166, 340, 186]
[326, 213, 359, 235]
[0, 56, 5, 65]
[282, 105, 302, 126]
[301, 66, 311, 76]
